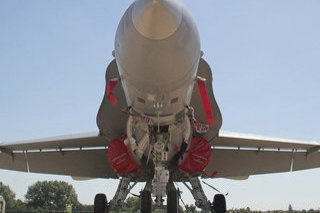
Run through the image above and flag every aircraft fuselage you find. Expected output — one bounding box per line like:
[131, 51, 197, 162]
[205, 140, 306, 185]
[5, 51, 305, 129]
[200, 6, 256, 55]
[115, 0, 201, 125]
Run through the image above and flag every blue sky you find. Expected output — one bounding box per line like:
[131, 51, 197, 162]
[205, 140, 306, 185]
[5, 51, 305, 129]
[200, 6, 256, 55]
[0, 0, 320, 210]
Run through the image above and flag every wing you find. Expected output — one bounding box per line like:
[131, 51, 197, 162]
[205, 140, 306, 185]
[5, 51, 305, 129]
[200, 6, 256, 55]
[203, 131, 320, 179]
[0, 132, 118, 179]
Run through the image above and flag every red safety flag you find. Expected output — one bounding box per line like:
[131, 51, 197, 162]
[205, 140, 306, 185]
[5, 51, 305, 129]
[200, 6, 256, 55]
[107, 78, 118, 106]
[196, 77, 214, 125]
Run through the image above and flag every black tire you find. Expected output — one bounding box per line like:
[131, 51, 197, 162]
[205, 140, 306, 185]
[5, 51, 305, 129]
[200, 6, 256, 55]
[212, 194, 226, 213]
[167, 190, 179, 213]
[94, 193, 107, 213]
[140, 190, 152, 213]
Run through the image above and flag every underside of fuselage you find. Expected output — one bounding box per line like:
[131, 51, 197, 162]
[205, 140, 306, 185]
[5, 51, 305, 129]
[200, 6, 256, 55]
[96, 52, 223, 211]
[97, 57, 222, 183]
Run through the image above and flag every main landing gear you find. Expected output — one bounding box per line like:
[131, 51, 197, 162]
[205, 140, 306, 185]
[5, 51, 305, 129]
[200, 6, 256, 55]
[94, 194, 108, 213]
[212, 194, 226, 213]
[94, 177, 134, 213]
[93, 177, 226, 213]
[183, 177, 226, 213]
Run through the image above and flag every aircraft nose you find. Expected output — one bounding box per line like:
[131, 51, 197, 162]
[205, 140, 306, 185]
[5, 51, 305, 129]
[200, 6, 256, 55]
[132, 0, 183, 40]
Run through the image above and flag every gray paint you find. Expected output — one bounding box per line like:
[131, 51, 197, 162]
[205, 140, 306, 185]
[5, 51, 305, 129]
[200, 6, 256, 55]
[1, 132, 108, 151]
[204, 149, 293, 178]
[115, 1, 200, 123]
[0, 149, 117, 179]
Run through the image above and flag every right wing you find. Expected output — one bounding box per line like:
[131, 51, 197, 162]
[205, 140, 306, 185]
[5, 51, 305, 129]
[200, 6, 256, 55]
[0, 132, 118, 179]
[203, 131, 320, 179]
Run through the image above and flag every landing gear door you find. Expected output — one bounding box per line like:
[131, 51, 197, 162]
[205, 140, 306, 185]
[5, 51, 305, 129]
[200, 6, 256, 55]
[97, 59, 129, 140]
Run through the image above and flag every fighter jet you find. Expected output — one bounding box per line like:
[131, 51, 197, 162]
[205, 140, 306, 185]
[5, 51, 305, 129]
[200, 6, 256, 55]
[1, 0, 320, 212]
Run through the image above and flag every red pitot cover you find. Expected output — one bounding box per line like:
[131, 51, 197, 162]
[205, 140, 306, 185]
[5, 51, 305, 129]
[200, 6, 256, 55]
[108, 136, 140, 174]
[179, 136, 212, 174]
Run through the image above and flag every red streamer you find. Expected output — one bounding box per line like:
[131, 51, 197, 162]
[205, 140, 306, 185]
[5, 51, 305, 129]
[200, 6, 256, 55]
[107, 78, 118, 106]
[202, 171, 217, 178]
[197, 77, 214, 125]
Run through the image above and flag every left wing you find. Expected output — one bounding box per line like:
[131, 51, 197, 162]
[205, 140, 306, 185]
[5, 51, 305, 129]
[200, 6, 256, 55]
[203, 131, 320, 179]
[0, 132, 118, 179]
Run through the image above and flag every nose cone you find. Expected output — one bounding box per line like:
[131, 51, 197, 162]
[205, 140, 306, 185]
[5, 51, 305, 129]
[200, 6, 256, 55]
[132, 0, 183, 40]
